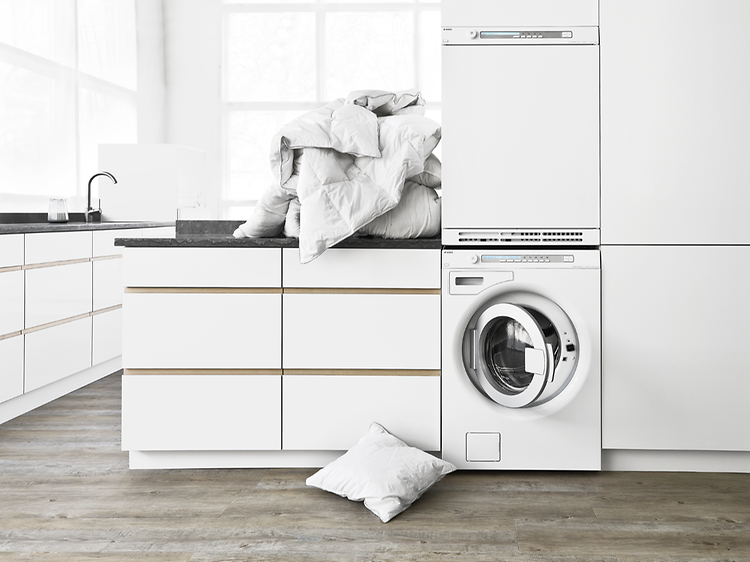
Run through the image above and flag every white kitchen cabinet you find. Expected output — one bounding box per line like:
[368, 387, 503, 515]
[92, 258, 122, 310]
[283, 293, 440, 370]
[25, 317, 92, 393]
[123, 247, 280, 288]
[602, 246, 750, 451]
[24, 231, 91, 264]
[121, 374, 281, 451]
[123, 292, 281, 369]
[600, 0, 750, 245]
[25, 262, 93, 329]
[283, 375, 440, 451]
[0, 269, 24, 336]
[93, 308, 122, 365]
[442, 0, 598, 27]
[0, 335, 24, 403]
[0, 234, 23, 267]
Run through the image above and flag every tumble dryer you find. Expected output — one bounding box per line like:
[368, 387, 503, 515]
[441, 249, 601, 470]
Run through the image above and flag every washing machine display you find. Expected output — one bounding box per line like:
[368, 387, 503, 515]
[442, 249, 601, 470]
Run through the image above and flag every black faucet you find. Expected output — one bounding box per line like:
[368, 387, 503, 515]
[87, 171, 117, 222]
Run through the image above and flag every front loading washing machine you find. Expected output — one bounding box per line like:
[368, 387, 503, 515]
[442, 248, 601, 470]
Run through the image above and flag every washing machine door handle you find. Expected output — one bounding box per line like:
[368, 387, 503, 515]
[471, 303, 553, 408]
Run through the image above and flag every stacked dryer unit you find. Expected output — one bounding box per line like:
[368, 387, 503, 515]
[440, 0, 602, 470]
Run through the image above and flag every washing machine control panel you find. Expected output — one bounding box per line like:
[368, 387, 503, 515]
[480, 254, 573, 264]
[442, 249, 600, 269]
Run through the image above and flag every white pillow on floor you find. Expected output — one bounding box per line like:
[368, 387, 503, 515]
[306, 422, 456, 523]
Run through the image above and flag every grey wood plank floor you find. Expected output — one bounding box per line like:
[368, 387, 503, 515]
[1, 373, 749, 562]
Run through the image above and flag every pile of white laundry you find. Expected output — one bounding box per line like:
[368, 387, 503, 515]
[233, 90, 442, 263]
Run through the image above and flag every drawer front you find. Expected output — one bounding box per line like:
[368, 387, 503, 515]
[25, 231, 92, 265]
[93, 258, 123, 310]
[25, 262, 93, 328]
[0, 270, 24, 336]
[0, 234, 24, 268]
[121, 374, 281, 451]
[25, 317, 92, 392]
[123, 247, 280, 288]
[93, 308, 122, 365]
[283, 294, 440, 369]
[283, 375, 440, 451]
[0, 335, 24, 404]
[123, 293, 281, 369]
[93, 230, 124, 257]
[283, 248, 440, 289]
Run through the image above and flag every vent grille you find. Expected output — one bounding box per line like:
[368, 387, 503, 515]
[457, 231, 585, 244]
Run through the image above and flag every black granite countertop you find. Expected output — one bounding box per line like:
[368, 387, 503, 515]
[0, 213, 174, 235]
[113, 220, 442, 249]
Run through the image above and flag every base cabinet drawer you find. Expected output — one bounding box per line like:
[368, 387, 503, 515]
[25, 318, 92, 392]
[0, 335, 24, 403]
[121, 374, 281, 451]
[123, 293, 281, 369]
[283, 375, 440, 451]
[283, 294, 440, 369]
[93, 308, 122, 365]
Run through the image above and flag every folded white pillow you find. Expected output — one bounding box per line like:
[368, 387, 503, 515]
[306, 423, 456, 523]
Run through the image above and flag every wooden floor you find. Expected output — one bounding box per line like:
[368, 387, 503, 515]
[1, 373, 749, 561]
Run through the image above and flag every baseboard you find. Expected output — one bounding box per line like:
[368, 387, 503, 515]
[128, 450, 343, 469]
[602, 449, 750, 473]
[0, 357, 122, 425]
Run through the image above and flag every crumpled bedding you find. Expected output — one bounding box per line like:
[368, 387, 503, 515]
[233, 89, 442, 263]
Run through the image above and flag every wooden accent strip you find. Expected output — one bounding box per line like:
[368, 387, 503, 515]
[0, 330, 22, 342]
[283, 288, 440, 295]
[124, 369, 283, 376]
[124, 287, 282, 294]
[91, 254, 122, 261]
[23, 312, 92, 335]
[23, 257, 91, 270]
[282, 369, 441, 377]
[0, 265, 23, 274]
[91, 304, 122, 316]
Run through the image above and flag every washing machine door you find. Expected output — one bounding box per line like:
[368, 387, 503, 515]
[467, 303, 555, 408]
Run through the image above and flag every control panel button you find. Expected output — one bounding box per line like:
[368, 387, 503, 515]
[468, 254, 479, 264]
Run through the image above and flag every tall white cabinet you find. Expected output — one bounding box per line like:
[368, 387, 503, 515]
[600, 0, 750, 464]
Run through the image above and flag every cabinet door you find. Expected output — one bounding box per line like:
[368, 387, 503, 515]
[602, 246, 750, 451]
[123, 293, 281, 369]
[283, 248, 439, 289]
[25, 317, 92, 392]
[283, 293, 440, 369]
[93, 258, 122, 310]
[25, 262, 93, 328]
[0, 270, 24, 336]
[93, 308, 122, 365]
[123, 247, 280, 288]
[0, 234, 24, 268]
[121, 374, 281, 451]
[24, 231, 91, 264]
[0, 335, 24, 403]
[283, 375, 440, 451]
[601, 0, 750, 244]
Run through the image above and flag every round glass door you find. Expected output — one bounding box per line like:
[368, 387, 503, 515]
[465, 303, 555, 408]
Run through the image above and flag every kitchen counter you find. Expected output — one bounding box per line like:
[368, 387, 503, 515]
[0, 214, 174, 235]
[114, 220, 442, 249]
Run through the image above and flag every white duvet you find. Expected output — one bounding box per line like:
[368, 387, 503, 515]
[233, 90, 442, 263]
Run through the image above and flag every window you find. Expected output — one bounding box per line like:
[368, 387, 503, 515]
[0, 0, 137, 207]
[220, 0, 441, 219]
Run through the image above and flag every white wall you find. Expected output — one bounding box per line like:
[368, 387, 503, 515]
[162, 0, 221, 218]
[136, 0, 167, 145]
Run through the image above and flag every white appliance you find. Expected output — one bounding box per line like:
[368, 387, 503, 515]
[441, 0, 600, 246]
[442, 249, 601, 470]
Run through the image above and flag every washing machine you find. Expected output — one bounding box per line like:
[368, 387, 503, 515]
[442, 248, 601, 470]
